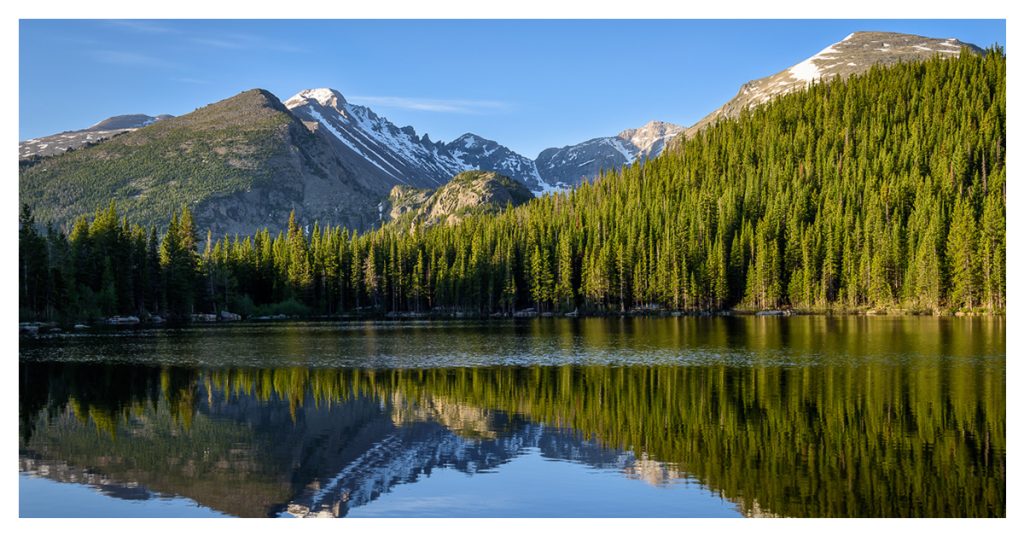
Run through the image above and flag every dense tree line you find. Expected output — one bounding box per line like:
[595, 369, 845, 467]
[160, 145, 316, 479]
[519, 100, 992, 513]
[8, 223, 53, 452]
[18, 49, 1005, 322]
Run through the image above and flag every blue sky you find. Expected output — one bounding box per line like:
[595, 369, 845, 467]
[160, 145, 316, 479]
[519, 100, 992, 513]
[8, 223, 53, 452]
[19, 19, 1005, 157]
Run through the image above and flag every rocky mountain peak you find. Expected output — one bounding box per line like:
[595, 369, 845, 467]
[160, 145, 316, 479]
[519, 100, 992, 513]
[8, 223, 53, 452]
[617, 120, 684, 157]
[386, 170, 534, 228]
[284, 88, 348, 110]
[453, 133, 490, 149]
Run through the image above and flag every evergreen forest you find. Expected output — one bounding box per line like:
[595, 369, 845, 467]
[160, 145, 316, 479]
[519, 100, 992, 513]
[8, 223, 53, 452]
[18, 50, 1006, 323]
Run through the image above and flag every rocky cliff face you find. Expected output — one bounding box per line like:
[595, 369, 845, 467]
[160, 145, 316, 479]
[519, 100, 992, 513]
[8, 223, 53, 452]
[285, 88, 463, 190]
[618, 120, 685, 158]
[385, 184, 432, 225]
[385, 170, 534, 228]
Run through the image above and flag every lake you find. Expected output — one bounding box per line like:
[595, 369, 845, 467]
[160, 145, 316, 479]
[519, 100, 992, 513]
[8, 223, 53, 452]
[18, 316, 1005, 517]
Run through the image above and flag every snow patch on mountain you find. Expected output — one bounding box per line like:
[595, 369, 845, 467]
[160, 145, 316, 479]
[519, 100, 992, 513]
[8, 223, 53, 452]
[308, 108, 382, 172]
[788, 44, 842, 83]
[607, 138, 636, 163]
[788, 58, 820, 83]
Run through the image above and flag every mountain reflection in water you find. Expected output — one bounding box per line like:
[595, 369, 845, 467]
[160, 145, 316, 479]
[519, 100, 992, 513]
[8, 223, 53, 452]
[20, 354, 1004, 517]
[19, 364, 1003, 516]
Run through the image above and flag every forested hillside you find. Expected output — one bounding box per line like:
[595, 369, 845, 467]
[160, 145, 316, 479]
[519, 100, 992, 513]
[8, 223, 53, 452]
[19, 49, 1005, 322]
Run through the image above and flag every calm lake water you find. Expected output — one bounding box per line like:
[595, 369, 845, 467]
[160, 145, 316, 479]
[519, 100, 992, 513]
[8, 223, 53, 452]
[19, 316, 1005, 517]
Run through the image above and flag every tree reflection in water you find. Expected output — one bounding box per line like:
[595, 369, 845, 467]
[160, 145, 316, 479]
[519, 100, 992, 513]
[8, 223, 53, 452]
[20, 355, 1004, 517]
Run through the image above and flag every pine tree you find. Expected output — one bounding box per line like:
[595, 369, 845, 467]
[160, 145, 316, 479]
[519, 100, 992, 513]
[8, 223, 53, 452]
[554, 232, 574, 311]
[947, 196, 980, 310]
[529, 244, 552, 312]
[19, 204, 48, 320]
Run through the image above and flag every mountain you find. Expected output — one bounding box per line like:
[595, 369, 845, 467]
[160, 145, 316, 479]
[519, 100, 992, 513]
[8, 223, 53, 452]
[386, 170, 534, 228]
[446, 133, 547, 193]
[284, 88, 548, 193]
[85, 113, 174, 131]
[285, 88, 682, 193]
[284, 88, 459, 190]
[19, 89, 382, 235]
[19, 113, 173, 161]
[534, 120, 683, 188]
[684, 31, 984, 137]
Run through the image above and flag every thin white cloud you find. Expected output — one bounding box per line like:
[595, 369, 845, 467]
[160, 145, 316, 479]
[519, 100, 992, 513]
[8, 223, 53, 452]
[105, 21, 305, 53]
[105, 20, 178, 34]
[189, 33, 305, 53]
[88, 50, 174, 68]
[190, 37, 245, 49]
[350, 95, 510, 114]
[170, 77, 210, 85]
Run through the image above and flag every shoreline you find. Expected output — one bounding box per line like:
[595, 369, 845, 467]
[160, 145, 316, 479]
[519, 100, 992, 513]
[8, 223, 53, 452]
[19, 307, 1004, 336]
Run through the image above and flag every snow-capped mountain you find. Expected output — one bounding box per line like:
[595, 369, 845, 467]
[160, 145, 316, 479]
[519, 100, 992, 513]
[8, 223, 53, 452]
[19, 113, 172, 160]
[685, 31, 983, 137]
[285, 88, 461, 189]
[534, 120, 684, 188]
[284, 400, 676, 518]
[286, 88, 680, 194]
[284, 88, 549, 193]
[446, 133, 548, 193]
[618, 120, 685, 157]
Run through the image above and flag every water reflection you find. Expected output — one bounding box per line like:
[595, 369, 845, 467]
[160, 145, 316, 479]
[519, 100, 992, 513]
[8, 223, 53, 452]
[19, 316, 1006, 369]
[20, 341, 1005, 517]
[22, 362, 725, 517]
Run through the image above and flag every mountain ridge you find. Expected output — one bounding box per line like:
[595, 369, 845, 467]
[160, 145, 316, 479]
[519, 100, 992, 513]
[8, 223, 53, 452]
[683, 31, 984, 138]
[285, 87, 552, 193]
[535, 120, 684, 188]
[19, 113, 173, 160]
